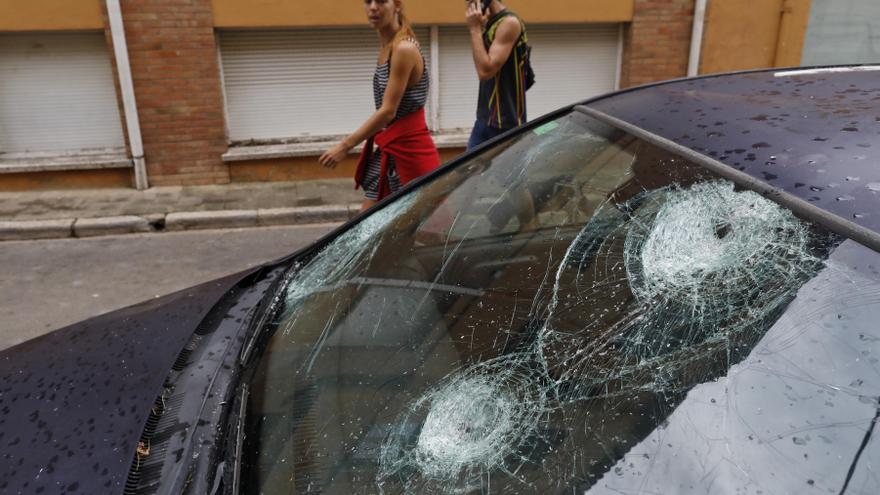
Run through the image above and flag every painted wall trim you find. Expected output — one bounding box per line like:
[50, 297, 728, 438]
[106, 0, 148, 190]
[222, 132, 470, 162]
[0, 0, 104, 31]
[698, 0, 812, 74]
[0, 152, 131, 174]
[211, 0, 634, 28]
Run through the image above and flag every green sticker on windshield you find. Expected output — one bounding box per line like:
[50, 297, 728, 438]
[533, 121, 559, 135]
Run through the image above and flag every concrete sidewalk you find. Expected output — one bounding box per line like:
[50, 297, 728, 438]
[0, 179, 364, 241]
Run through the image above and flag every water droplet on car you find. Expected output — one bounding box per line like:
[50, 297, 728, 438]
[867, 182, 880, 192]
[836, 195, 855, 202]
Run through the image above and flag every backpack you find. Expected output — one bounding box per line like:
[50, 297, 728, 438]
[487, 11, 536, 91]
[523, 45, 535, 91]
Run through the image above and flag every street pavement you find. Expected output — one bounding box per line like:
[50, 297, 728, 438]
[0, 223, 338, 350]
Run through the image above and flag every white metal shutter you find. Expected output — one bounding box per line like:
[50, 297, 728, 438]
[0, 33, 126, 155]
[802, 0, 880, 65]
[437, 24, 620, 132]
[527, 25, 620, 118]
[437, 27, 479, 132]
[219, 27, 430, 143]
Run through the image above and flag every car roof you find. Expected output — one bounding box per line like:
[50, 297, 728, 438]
[586, 65, 880, 238]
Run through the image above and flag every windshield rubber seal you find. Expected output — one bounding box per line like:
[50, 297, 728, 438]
[575, 104, 880, 254]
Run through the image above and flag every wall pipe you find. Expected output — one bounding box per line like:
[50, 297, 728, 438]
[106, 0, 148, 190]
[687, 0, 708, 77]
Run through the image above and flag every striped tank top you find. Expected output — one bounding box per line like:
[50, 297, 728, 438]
[373, 38, 429, 122]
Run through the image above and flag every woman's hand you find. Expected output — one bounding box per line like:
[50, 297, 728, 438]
[319, 141, 352, 168]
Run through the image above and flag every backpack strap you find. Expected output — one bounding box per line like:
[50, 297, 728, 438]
[486, 11, 528, 47]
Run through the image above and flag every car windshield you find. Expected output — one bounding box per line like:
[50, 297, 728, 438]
[238, 110, 880, 494]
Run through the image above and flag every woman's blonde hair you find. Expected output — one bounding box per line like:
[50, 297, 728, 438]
[392, 0, 417, 46]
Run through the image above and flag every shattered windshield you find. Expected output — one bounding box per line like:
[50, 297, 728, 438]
[238, 111, 880, 494]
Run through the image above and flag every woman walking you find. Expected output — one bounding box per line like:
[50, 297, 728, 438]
[319, 0, 441, 211]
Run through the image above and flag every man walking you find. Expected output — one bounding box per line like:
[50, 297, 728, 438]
[465, 0, 531, 150]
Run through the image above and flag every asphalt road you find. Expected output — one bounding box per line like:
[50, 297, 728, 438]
[0, 223, 338, 351]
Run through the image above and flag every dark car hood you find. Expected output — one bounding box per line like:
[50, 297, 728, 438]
[0, 271, 249, 494]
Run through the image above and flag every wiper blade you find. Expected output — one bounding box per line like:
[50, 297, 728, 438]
[239, 265, 298, 365]
[231, 384, 249, 495]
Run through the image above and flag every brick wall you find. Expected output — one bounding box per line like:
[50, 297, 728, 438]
[120, 0, 229, 186]
[620, 0, 695, 88]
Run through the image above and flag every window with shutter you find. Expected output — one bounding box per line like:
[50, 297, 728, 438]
[219, 24, 620, 145]
[219, 27, 431, 144]
[526, 25, 621, 118]
[0, 33, 126, 156]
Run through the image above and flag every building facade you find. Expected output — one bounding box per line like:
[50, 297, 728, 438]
[0, 0, 815, 191]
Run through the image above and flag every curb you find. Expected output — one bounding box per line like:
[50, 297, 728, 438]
[0, 203, 361, 242]
[0, 219, 74, 241]
[165, 210, 258, 231]
[73, 216, 152, 238]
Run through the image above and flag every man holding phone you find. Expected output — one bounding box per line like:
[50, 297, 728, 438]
[465, 0, 532, 149]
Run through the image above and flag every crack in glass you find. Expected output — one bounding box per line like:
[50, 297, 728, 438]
[281, 194, 417, 316]
[240, 110, 869, 495]
[376, 180, 830, 493]
[378, 356, 549, 494]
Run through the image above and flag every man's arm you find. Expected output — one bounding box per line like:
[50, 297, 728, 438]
[466, 6, 521, 81]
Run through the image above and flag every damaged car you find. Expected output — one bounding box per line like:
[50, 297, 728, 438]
[2, 65, 880, 495]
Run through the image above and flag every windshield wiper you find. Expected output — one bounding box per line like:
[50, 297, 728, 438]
[240, 265, 299, 365]
[230, 384, 249, 495]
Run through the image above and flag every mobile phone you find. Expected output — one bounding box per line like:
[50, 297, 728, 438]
[467, 0, 491, 14]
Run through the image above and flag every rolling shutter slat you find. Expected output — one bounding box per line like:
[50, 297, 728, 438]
[0, 33, 126, 155]
[220, 28, 431, 142]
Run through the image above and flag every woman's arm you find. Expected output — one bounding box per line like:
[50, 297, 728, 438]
[319, 40, 423, 168]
